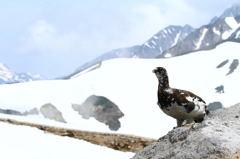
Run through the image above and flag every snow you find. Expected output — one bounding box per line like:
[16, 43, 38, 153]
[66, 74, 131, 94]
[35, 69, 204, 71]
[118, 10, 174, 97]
[132, 55, 139, 58]
[153, 36, 158, 39]
[0, 121, 133, 159]
[195, 28, 208, 50]
[235, 31, 240, 38]
[151, 40, 157, 45]
[0, 42, 240, 158]
[144, 42, 151, 48]
[213, 27, 221, 35]
[164, 53, 172, 57]
[222, 17, 240, 40]
[225, 17, 239, 30]
[168, 28, 172, 34]
[159, 47, 162, 53]
[33, 74, 42, 79]
[71, 62, 101, 78]
[0, 63, 9, 71]
[172, 31, 181, 47]
[163, 29, 167, 34]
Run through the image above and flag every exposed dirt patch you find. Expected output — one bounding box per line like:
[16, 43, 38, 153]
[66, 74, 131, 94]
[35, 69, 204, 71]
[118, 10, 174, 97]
[0, 118, 156, 153]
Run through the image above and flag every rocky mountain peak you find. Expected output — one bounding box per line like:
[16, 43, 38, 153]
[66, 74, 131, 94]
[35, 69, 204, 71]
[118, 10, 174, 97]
[0, 62, 46, 84]
[209, 4, 240, 24]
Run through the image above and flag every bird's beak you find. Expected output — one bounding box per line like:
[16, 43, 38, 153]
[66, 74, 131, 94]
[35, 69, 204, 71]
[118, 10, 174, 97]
[152, 68, 157, 73]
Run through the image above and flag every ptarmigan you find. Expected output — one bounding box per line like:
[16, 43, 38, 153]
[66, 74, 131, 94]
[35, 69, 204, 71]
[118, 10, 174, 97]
[152, 67, 209, 127]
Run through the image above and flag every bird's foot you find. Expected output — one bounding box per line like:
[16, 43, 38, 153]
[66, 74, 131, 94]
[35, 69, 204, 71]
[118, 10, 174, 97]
[184, 123, 194, 127]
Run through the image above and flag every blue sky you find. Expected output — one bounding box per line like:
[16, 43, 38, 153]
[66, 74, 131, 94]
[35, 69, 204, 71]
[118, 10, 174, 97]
[0, 0, 239, 78]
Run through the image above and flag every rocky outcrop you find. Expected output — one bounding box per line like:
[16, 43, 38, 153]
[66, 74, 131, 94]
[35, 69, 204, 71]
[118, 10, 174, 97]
[40, 103, 66, 123]
[208, 102, 223, 111]
[0, 108, 22, 116]
[72, 95, 124, 131]
[0, 107, 39, 116]
[132, 103, 240, 159]
[23, 107, 39, 116]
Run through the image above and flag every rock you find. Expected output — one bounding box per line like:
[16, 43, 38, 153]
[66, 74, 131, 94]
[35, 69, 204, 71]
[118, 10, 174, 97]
[132, 103, 240, 159]
[215, 85, 224, 94]
[216, 59, 229, 68]
[40, 103, 66, 123]
[208, 101, 223, 111]
[72, 95, 124, 131]
[23, 107, 39, 116]
[226, 59, 239, 75]
[0, 108, 22, 116]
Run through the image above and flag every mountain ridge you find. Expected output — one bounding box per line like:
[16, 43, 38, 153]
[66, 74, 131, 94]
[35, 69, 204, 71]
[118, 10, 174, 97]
[73, 4, 240, 75]
[0, 62, 46, 84]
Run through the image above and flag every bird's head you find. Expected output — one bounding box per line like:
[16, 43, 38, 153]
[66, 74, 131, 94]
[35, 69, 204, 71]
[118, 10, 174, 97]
[152, 67, 169, 87]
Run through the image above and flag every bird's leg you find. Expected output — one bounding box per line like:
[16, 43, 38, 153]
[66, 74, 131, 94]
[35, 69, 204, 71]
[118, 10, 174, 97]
[173, 119, 184, 129]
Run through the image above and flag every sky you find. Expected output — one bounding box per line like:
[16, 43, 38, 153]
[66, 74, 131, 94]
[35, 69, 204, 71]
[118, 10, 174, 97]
[0, 0, 239, 79]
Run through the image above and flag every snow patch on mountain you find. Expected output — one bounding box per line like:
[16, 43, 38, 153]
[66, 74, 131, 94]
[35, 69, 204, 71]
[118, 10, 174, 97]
[213, 27, 221, 35]
[222, 17, 240, 40]
[0, 63, 46, 84]
[195, 28, 208, 49]
[172, 31, 181, 47]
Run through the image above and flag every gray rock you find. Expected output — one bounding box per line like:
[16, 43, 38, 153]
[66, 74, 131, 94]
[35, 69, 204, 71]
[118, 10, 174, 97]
[132, 103, 240, 159]
[208, 101, 223, 111]
[40, 103, 66, 123]
[23, 107, 39, 116]
[72, 95, 124, 131]
[0, 108, 22, 116]
[226, 59, 239, 76]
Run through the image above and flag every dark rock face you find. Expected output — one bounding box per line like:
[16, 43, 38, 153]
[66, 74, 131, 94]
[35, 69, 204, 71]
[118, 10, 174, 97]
[0, 107, 39, 116]
[132, 103, 240, 159]
[40, 103, 66, 123]
[0, 108, 22, 116]
[72, 95, 124, 131]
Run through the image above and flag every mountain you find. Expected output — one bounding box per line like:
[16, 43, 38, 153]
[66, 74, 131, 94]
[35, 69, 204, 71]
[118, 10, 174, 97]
[158, 16, 240, 58]
[75, 25, 194, 72]
[0, 63, 46, 84]
[74, 4, 240, 73]
[210, 4, 240, 24]
[137, 25, 195, 58]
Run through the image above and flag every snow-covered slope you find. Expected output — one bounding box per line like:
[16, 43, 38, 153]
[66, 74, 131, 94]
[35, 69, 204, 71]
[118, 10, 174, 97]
[0, 41, 239, 137]
[0, 120, 133, 159]
[0, 63, 46, 84]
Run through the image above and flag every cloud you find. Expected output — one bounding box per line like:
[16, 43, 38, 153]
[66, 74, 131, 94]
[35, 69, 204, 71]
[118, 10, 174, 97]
[19, 20, 79, 54]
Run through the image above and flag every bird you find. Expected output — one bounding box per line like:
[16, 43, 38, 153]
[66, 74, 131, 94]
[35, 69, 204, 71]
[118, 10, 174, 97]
[152, 67, 209, 128]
